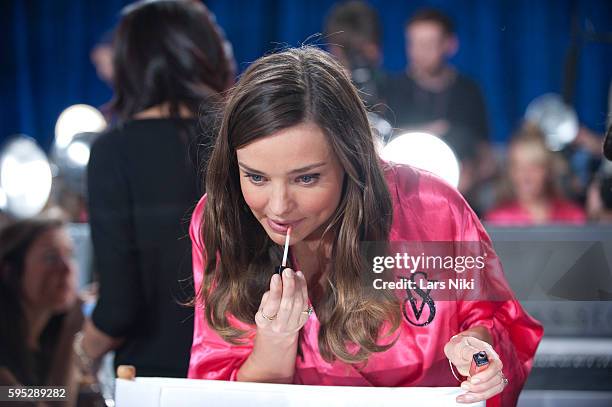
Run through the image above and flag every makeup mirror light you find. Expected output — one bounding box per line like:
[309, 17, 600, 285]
[54, 104, 106, 150]
[0, 135, 53, 218]
[381, 132, 460, 188]
[525, 93, 579, 152]
[52, 105, 106, 196]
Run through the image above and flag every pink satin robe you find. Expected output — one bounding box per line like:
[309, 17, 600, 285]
[188, 164, 544, 407]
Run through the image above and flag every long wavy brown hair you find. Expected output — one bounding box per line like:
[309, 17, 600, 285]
[198, 46, 400, 363]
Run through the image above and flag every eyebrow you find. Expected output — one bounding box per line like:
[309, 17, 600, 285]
[238, 162, 327, 175]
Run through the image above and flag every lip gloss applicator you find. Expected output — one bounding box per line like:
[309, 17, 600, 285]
[275, 226, 292, 274]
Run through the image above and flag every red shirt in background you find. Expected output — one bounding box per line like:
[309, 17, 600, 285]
[485, 198, 586, 226]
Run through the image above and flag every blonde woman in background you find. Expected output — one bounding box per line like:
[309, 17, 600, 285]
[486, 123, 586, 225]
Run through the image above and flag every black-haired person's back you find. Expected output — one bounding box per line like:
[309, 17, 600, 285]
[81, 0, 233, 378]
[87, 117, 204, 377]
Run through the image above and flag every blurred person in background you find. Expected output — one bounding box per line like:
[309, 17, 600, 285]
[568, 81, 612, 200]
[485, 123, 586, 225]
[382, 8, 496, 208]
[78, 0, 234, 378]
[90, 31, 114, 89]
[562, 124, 608, 204]
[586, 125, 612, 222]
[586, 170, 612, 223]
[323, 0, 388, 112]
[90, 29, 117, 125]
[0, 212, 82, 406]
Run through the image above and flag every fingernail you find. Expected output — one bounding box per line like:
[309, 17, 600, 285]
[471, 378, 480, 384]
[283, 268, 292, 278]
[461, 382, 470, 390]
[272, 274, 280, 286]
[296, 270, 303, 277]
[459, 394, 476, 402]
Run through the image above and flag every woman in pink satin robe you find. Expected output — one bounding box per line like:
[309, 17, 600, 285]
[188, 47, 543, 407]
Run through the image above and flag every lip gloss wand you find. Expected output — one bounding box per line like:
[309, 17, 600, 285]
[275, 226, 292, 274]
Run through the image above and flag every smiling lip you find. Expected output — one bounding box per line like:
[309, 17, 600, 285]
[267, 218, 303, 233]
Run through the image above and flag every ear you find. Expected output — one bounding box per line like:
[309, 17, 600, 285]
[445, 34, 459, 58]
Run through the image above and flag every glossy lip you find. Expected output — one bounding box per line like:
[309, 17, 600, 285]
[267, 218, 303, 234]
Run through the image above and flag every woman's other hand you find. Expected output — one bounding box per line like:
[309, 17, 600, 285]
[444, 334, 507, 404]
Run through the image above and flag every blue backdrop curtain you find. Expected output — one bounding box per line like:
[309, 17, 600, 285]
[1, 0, 611, 150]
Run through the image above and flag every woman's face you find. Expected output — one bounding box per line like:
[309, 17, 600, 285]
[236, 122, 345, 247]
[21, 227, 77, 313]
[509, 143, 549, 202]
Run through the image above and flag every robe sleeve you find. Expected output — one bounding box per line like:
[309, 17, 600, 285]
[187, 195, 255, 380]
[453, 201, 544, 407]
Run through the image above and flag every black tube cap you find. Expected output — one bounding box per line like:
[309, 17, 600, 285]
[275, 265, 289, 274]
[473, 351, 489, 367]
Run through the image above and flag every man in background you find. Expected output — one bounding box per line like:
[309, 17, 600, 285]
[383, 8, 494, 203]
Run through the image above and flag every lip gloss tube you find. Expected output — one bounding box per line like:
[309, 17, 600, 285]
[469, 351, 490, 376]
[275, 226, 292, 274]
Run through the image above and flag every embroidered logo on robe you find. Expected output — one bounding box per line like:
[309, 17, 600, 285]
[401, 272, 436, 326]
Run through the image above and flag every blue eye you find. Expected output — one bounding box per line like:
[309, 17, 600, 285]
[245, 173, 266, 184]
[297, 174, 319, 185]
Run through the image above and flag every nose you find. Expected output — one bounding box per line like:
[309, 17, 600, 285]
[57, 255, 75, 277]
[268, 182, 294, 217]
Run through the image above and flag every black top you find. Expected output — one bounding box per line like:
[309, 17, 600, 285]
[381, 72, 489, 161]
[87, 118, 205, 377]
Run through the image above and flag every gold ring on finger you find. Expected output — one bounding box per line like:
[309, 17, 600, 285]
[260, 310, 277, 321]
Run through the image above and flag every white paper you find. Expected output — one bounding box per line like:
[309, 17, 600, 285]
[115, 377, 485, 407]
